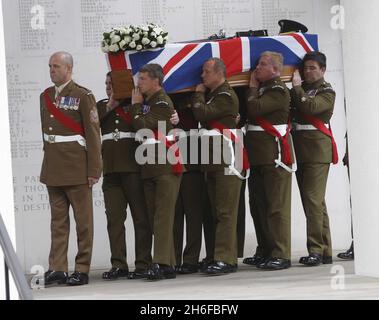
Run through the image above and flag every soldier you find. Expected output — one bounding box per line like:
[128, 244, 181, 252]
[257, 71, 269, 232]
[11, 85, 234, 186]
[39, 52, 102, 286]
[189, 57, 245, 275]
[244, 51, 293, 270]
[96, 72, 152, 280]
[130, 63, 182, 281]
[170, 92, 205, 274]
[291, 51, 337, 266]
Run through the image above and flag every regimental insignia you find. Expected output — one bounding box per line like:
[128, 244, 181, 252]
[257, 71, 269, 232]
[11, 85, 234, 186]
[258, 87, 266, 96]
[142, 104, 150, 114]
[193, 102, 201, 108]
[55, 96, 80, 110]
[306, 89, 318, 97]
[90, 107, 99, 123]
[301, 97, 307, 102]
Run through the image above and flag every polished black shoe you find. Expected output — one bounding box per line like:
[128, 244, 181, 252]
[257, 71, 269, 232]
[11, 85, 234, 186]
[178, 263, 198, 274]
[127, 269, 149, 279]
[102, 267, 129, 280]
[243, 254, 265, 266]
[323, 256, 333, 264]
[67, 272, 89, 286]
[205, 261, 236, 275]
[147, 263, 176, 280]
[198, 259, 213, 272]
[258, 257, 291, 270]
[299, 253, 322, 266]
[337, 243, 354, 260]
[40, 270, 68, 286]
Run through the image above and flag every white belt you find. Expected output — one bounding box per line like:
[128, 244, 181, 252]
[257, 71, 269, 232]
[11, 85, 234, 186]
[247, 124, 288, 136]
[142, 134, 176, 145]
[293, 123, 329, 131]
[199, 128, 238, 137]
[43, 133, 86, 147]
[102, 131, 136, 142]
[176, 130, 199, 140]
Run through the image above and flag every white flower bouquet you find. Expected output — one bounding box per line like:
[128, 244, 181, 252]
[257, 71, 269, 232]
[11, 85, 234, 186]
[101, 23, 168, 53]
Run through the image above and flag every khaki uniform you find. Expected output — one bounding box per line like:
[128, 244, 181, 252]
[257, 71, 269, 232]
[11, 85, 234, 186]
[130, 89, 182, 267]
[39, 80, 102, 273]
[246, 77, 292, 260]
[291, 78, 336, 257]
[97, 99, 152, 271]
[170, 93, 205, 266]
[191, 81, 242, 265]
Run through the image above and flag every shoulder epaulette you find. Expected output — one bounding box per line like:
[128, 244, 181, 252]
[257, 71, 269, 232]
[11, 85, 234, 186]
[217, 91, 232, 97]
[155, 100, 169, 106]
[270, 84, 286, 91]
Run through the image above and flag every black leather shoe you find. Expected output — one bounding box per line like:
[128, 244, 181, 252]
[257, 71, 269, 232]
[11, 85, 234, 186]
[198, 259, 213, 272]
[41, 270, 68, 285]
[337, 243, 354, 260]
[127, 269, 149, 279]
[178, 263, 198, 274]
[323, 256, 333, 264]
[299, 253, 322, 266]
[67, 272, 89, 286]
[258, 257, 291, 270]
[147, 263, 176, 280]
[205, 261, 236, 275]
[243, 254, 265, 266]
[102, 267, 129, 280]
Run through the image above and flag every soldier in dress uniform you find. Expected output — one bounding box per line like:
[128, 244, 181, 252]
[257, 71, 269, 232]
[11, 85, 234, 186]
[291, 51, 337, 266]
[39, 52, 102, 286]
[130, 63, 182, 281]
[244, 51, 293, 270]
[189, 57, 244, 275]
[170, 92, 206, 274]
[96, 72, 152, 280]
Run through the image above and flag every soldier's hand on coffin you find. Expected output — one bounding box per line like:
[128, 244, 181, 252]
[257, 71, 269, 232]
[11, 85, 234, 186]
[106, 93, 120, 112]
[195, 83, 206, 93]
[292, 69, 302, 87]
[132, 88, 144, 104]
[88, 176, 99, 188]
[249, 70, 259, 88]
[170, 110, 180, 125]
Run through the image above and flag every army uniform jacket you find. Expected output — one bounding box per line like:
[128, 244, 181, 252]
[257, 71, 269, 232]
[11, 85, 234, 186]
[191, 81, 239, 172]
[97, 99, 140, 175]
[246, 77, 292, 166]
[40, 80, 102, 186]
[130, 89, 177, 179]
[291, 78, 336, 163]
[170, 92, 200, 172]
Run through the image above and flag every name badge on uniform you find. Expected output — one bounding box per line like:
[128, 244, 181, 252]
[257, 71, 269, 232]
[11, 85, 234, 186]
[55, 96, 80, 110]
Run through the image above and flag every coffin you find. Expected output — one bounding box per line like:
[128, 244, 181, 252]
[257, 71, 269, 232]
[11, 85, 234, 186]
[106, 33, 318, 99]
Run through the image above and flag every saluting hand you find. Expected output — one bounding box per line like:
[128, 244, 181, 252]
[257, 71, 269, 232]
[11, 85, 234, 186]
[292, 70, 302, 87]
[132, 88, 144, 105]
[88, 177, 99, 188]
[106, 93, 120, 112]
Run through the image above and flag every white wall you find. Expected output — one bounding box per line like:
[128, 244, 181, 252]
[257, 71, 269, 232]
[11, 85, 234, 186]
[0, 1, 18, 300]
[341, 0, 379, 277]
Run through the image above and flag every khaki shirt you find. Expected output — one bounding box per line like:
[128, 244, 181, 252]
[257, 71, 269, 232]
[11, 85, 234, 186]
[246, 77, 291, 166]
[291, 78, 336, 163]
[191, 81, 239, 172]
[97, 99, 140, 174]
[40, 80, 102, 186]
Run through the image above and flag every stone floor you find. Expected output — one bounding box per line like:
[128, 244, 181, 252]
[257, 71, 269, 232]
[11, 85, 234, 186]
[31, 255, 379, 300]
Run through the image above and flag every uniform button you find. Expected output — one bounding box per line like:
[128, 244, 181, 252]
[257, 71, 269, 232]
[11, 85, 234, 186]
[49, 127, 53, 131]
[115, 120, 119, 124]
[50, 115, 54, 118]
[115, 128, 119, 132]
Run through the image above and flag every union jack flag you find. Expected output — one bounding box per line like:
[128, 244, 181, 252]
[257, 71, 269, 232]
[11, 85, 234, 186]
[106, 33, 318, 93]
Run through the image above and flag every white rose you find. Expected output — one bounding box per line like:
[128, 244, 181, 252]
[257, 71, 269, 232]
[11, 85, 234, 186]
[136, 45, 143, 51]
[124, 27, 132, 34]
[143, 31, 148, 36]
[132, 33, 140, 41]
[150, 31, 156, 37]
[141, 25, 149, 32]
[124, 35, 132, 43]
[109, 44, 120, 52]
[156, 35, 164, 45]
[141, 37, 150, 45]
[101, 44, 110, 53]
[150, 41, 157, 48]
[111, 35, 121, 44]
[129, 41, 136, 49]
[153, 27, 162, 35]
[119, 39, 127, 49]
[110, 31, 115, 38]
